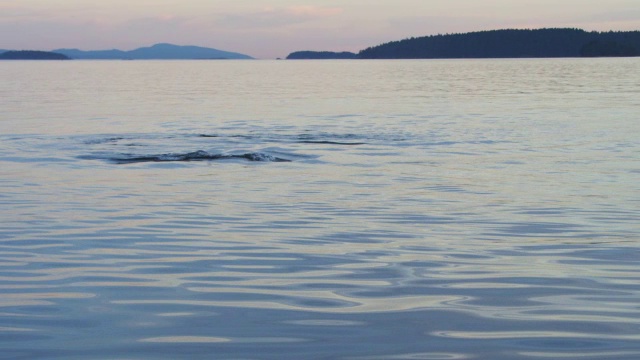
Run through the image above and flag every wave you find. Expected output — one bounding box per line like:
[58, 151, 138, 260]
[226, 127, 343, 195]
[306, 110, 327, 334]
[83, 137, 126, 145]
[82, 150, 291, 164]
[73, 130, 418, 166]
[196, 133, 368, 146]
[297, 140, 365, 145]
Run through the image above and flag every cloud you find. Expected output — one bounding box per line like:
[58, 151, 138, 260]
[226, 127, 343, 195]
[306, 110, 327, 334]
[286, 6, 343, 17]
[383, 15, 509, 40]
[215, 6, 343, 29]
[0, 4, 46, 21]
[577, 8, 640, 24]
[0, 14, 199, 51]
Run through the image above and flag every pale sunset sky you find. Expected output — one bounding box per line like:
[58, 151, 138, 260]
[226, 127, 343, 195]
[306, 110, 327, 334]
[2, 0, 639, 58]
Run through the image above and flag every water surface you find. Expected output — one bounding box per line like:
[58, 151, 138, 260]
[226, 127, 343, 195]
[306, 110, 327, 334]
[1, 59, 639, 359]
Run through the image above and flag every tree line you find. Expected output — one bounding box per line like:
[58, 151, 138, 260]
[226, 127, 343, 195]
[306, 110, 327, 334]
[357, 28, 640, 59]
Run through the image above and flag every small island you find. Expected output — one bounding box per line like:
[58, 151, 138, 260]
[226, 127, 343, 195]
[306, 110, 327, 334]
[286, 51, 357, 60]
[0, 50, 71, 60]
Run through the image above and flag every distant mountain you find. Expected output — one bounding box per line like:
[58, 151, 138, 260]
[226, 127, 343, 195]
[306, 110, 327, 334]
[286, 51, 357, 59]
[0, 50, 70, 60]
[358, 28, 640, 59]
[54, 48, 127, 60]
[54, 43, 253, 60]
[125, 43, 253, 59]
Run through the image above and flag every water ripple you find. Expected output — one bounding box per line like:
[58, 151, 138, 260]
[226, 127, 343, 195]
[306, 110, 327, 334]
[82, 150, 292, 164]
[2, 59, 640, 359]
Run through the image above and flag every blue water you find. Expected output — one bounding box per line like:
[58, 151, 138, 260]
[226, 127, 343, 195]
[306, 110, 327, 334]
[1, 59, 639, 359]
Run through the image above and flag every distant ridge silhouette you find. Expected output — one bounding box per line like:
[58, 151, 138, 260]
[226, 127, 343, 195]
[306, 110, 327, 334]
[358, 28, 640, 59]
[53, 43, 253, 60]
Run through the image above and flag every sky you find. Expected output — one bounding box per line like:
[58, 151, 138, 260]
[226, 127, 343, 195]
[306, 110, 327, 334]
[2, 0, 640, 59]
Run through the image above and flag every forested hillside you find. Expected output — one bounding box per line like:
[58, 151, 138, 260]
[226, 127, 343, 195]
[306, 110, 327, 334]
[358, 28, 640, 59]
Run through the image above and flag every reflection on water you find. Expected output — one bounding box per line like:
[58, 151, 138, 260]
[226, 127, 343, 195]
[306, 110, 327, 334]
[1, 58, 639, 359]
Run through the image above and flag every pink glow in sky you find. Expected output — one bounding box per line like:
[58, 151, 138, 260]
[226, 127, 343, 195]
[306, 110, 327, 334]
[2, 0, 639, 58]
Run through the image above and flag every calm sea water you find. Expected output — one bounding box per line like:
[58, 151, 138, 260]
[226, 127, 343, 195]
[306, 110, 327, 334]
[1, 59, 639, 359]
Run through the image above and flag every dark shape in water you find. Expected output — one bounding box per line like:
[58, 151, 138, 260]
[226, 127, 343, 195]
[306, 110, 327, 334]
[297, 140, 365, 145]
[110, 150, 291, 164]
[84, 137, 125, 145]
